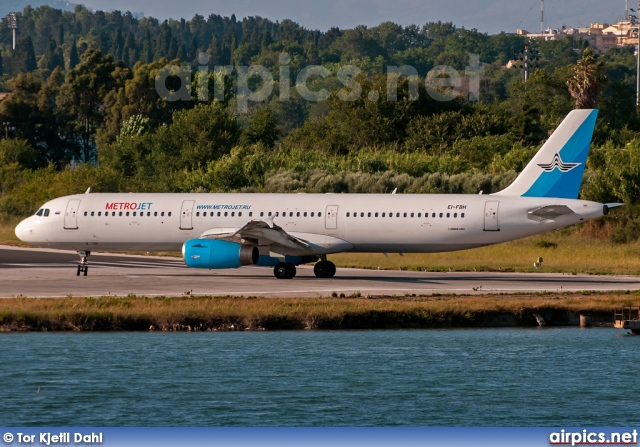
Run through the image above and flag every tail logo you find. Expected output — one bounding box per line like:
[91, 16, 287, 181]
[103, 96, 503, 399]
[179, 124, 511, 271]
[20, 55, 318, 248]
[537, 153, 581, 173]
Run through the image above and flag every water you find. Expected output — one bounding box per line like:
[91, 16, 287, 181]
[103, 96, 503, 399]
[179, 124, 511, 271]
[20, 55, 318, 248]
[1, 329, 639, 426]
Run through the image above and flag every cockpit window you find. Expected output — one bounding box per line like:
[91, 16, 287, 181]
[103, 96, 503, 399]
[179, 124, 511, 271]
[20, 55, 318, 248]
[36, 209, 44, 216]
[44, 209, 50, 217]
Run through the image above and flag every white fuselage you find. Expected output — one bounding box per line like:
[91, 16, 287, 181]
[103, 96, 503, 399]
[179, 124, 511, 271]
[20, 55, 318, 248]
[15, 193, 604, 255]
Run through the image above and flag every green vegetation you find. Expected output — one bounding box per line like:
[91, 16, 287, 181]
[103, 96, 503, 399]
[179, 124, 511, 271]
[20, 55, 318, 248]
[0, 6, 640, 245]
[0, 293, 637, 331]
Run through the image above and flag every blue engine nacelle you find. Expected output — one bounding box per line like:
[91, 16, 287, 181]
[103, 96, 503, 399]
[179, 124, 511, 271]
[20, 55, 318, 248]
[182, 239, 259, 269]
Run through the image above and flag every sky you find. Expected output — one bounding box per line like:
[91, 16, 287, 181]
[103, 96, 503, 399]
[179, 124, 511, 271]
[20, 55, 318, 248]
[74, 0, 627, 34]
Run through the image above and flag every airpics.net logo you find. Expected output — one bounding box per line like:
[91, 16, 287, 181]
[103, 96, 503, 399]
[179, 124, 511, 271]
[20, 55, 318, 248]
[154, 52, 484, 113]
[549, 429, 638, 446]
[538, 153, 581, 173]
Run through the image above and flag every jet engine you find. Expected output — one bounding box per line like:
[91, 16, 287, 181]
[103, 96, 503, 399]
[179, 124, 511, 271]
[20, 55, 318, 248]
[182, 239, 259, 269]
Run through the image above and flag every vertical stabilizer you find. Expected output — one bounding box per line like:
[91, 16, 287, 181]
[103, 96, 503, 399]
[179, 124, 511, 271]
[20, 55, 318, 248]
[494, 109, 598, 199]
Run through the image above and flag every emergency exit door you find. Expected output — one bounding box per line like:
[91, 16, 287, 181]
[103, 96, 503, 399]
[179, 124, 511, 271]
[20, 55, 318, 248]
[180, 200, 195, 230]
[325, 205, 338, 230]
[484, 201, 500, 231]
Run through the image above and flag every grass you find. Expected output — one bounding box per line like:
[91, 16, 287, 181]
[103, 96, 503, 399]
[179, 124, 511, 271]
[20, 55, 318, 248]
[1, 292, 639, 331]
[331, 228, 640, 275]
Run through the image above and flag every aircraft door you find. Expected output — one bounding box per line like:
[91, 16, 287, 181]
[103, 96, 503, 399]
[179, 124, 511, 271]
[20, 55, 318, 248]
[64, 199, 81, 230]
[484, 201, 500, 231]
[180, 200, 195, 230]
[325, 205, 338, 230]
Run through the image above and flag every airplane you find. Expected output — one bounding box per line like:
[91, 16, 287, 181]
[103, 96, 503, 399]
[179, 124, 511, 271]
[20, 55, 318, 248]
[14, 109, 617, 279]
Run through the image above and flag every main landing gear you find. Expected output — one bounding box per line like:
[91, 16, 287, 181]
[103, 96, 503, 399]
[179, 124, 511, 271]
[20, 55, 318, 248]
[274, 262, 296, 279]
[272, 258, 337, 279]
[77, 250, 90, 276]
[313, 260, 336, 278]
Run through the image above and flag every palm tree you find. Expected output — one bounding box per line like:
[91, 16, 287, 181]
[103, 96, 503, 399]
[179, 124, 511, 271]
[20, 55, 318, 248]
[567, 47, 607, 109]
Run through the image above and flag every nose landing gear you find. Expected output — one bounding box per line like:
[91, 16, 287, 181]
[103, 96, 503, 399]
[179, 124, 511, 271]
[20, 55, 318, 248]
[76, 250, 90, 276]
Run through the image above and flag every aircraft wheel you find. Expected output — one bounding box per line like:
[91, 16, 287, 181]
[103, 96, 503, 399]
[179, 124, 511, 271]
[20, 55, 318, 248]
[314, 261, 336, 278]
[274, 262, 296, 279]
[77, 265, 81, 276]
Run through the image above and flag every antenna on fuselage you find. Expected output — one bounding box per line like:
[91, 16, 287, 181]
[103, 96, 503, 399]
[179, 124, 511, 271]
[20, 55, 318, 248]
[85, 187, 91, 194]
[391, 188, 397, 194]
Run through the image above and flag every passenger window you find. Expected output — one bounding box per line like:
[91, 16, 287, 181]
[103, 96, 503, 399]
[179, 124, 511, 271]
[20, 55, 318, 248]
[304, 212, 307, 217]
[239, 212, 243, 217]
[119, 212, 123, 216]
[84, 211, 88, 216]
[461, 213, 465, 218]
[296, 212, 299, 217]
[260, 212, 264, 217]
[224, 212, 228, 217]
[44, 209, 50, 217]
[196, 212, 200, 217]
[90, 211, 94, 216]
[318, 212, 322, 217]
[147, 212, 150, 216]
[311, 212, 314, 217]
[134, 212, 137, 216]
[410, 213, 414, 217]
[375, 213, 379, 217]
[368, 212, 371, 217]
[289, 212, 293, 217]
[98, 212, 101, 217]
[231, 212, 235, 217]
[454, 213, 457, 218]
[268, 212, 272, 217]
[396, 213, 400, 217]
[126, 212, 130, 216]
[168, 212, 172, 217]
[439, 213, 443, 218]
[203, 212, 207, 217]
[390, 213, 393, 218]
[382, 213, 385, 217]
[154, 212, 158, 216]
[360, 213, 364, 217]
[347, 212, 350, 217]
[217, 212, 221, 217]
[432, 213, 436, 218]
[418, 213, 421, 218]
[404, 213, 407, 217]
[446, 213, 450, 218]
[161, 212, 165, 217]
[112, 212, 115, 216]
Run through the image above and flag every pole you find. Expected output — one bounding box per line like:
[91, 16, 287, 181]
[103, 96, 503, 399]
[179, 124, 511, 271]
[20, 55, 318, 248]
[12, 29, 15, 50]
[637, 19, 639, 106]
[541, 0, 544, 34]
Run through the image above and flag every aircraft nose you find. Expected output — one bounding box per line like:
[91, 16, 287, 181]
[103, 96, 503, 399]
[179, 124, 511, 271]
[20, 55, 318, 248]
[15, 218, 33, 242]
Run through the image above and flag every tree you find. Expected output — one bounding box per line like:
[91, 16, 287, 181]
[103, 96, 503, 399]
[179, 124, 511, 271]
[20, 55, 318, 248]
[241, 107, 279, 148]
[567, 48, 607, 109]
[69, 39, 80, 69]
[0, 49, 3, 76]
[13, 37, 37, 74]
[57, 50, 116, 163]
[42, 36, 64, 71]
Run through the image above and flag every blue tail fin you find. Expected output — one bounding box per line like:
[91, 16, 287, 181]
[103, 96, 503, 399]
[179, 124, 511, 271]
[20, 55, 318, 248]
[495, 109, 598, 199]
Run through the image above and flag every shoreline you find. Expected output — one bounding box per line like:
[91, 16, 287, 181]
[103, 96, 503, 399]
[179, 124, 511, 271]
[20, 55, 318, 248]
[0, 293, 636, 332]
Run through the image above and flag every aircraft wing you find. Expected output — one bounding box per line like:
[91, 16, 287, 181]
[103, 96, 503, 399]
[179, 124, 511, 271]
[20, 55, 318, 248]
[200, 220, 313, 251]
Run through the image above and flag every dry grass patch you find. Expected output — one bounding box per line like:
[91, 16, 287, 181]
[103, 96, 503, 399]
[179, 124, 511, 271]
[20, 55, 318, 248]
[0, 292, 639, 331]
